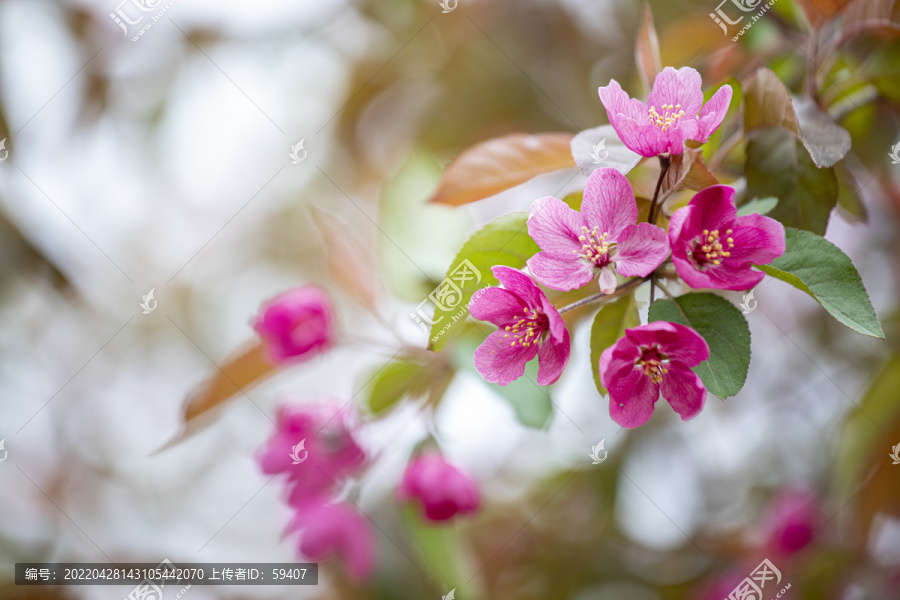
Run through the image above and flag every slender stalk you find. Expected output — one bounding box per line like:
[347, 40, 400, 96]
[649, 273, 657, 304]
[647, 154, 672, 226]
[655, 279, 676, 300]
[557, 278, 644, 314]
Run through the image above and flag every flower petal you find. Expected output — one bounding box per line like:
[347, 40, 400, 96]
[647, 66, 704, 117]
[474, 329, 539, 386]
[598, 79, 648, 123]
[696, 84, 733, 141]
[661, 362, 707, 421]
[610, 119, 671, 157]
[527, 252, 594, 291]
[469, 287, 526, 327]
[582, 167, 639, 239]
[607, 364, 660, 428]
[684, 185, 738, 234]
[614, 222, 670, 277]
[491, 266, 544, 308]
[673, 255, 765, 291]
[727, 213, 786, 265]
[540, 290, 569, 344]
[536, 328, 571, 385]
[527, 196, 587, 255]
[598, 266, 617, 294]
[623, 321, 709, 365]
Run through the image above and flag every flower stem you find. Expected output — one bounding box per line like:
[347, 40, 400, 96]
[648, 154, 672, 226]
[557, 278, 644, 314]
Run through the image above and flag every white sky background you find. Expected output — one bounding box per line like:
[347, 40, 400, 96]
[0, 0, 896, 598]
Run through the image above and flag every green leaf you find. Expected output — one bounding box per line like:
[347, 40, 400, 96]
[836, 164, 869, 223]
[736, 196, 779, 217]
[745, 127, 839, 235]
[428, 212, 540, 351]
[589, 294, 639, 396]
[758, 228, 884, 338]
[364, 358, 453, 415]
[648, 293, 751, 399]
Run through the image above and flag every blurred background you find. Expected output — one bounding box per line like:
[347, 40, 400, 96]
[1, 0, 900, 598]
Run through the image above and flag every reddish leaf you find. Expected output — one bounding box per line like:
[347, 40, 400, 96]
[662, 147, 719, 199]
[312, 208, 378, 309]
[428, 133, 576, 206]
[796, 0, 853, 25]
[635, 2, 661, 94]
[743, 68, 800, 135]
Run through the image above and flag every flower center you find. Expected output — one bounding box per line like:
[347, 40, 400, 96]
[648, 104, 686, 132]
[573, 225, 614, 268]
[637, 344, 669, 384]
[692, 228, 734, 267]
[503, 306, 548, 348]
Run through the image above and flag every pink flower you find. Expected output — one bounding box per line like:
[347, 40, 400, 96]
[526, 167, 669, 293]
[600, 322, 709, 428]
[669, 185, 785, 291]
[258, 403, 365, 506]
[764, 487, 820, 555]
[598, 66, 732, 157]
[398, 454, 480, 522]
[469, 266, 570, 386]
[286, 502, 376, 580]
[253, 285, 335, 364]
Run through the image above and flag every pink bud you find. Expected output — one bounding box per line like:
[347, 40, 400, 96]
[287, 502, 375, 581]
[398, 454, 480, 522]
[764, 487, 821, 555]
[253, 286, 335, 364]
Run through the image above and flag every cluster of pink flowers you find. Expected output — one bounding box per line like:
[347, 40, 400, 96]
[469, 66, 785, 429]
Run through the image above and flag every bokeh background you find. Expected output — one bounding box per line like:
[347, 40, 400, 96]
[1, 0, 900, 598]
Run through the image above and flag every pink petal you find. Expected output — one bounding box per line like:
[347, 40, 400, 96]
[474, 329, 539, 386]
[660, 362, 707, 421]
[727, 213, 786, 265]
[624, 321, 709, 365]
[607, 364, 660, 429]
[647, 67, 704, 118]
[598, 79, 648, 123]
[672, 255, 765, 291]
[666, 118, 701, 151]
[469, 287, 526, 327]
[536, 328, 571, 385]
[527, 196, 587, 255]
[610, 119, 671, 157]
[582, 167, 639, 239]
[491, 266, 544, 308]
[598, 266, 617, 294]
[686, 185, 738, 233]
[540, 292, 569, 344]
[697, 84, 733, 141]
[527, 252, 594, 292]
[613, 223, 670, 277]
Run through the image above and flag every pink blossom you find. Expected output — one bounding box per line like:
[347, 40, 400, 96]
[398, 454, 480, 522]
[669, 185, 785, 291]
[286, 501, 376, 580]
[598, 66, 732, 157]
[764, 487, 821, 555]
[258, 403, 365, 506]
[600, 322, 709, 428]
[526, 167, 669, 293]
[469, 266, 570, 386]
[253, 285, 335, 364]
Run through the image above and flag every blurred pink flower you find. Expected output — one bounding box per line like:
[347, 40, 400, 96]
[258, 403, 365, 505]
[600, 322, 709, 428]
[287, 501, 376, 580]
[469, 266, 570, 386]
[764, 487, 821, 555]
[598, 66, 732, 157]
[526, 168, 669, 293]
[669, 185, 785, 291]
[253, 285, 335, 363]
[398, 454, 480, 522]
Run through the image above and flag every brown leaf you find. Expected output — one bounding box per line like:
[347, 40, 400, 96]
[428, 133, 576, 206]
[662, 148, 719, 198]
[742, 68, 800, 135]
[635, 2, 661, 94]
[311, 208, 378, 308]
[795, 0, 853, 25]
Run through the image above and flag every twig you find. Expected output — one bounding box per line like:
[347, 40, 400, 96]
[557, 278, 644, 314]
[647, 154, 672, 226]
